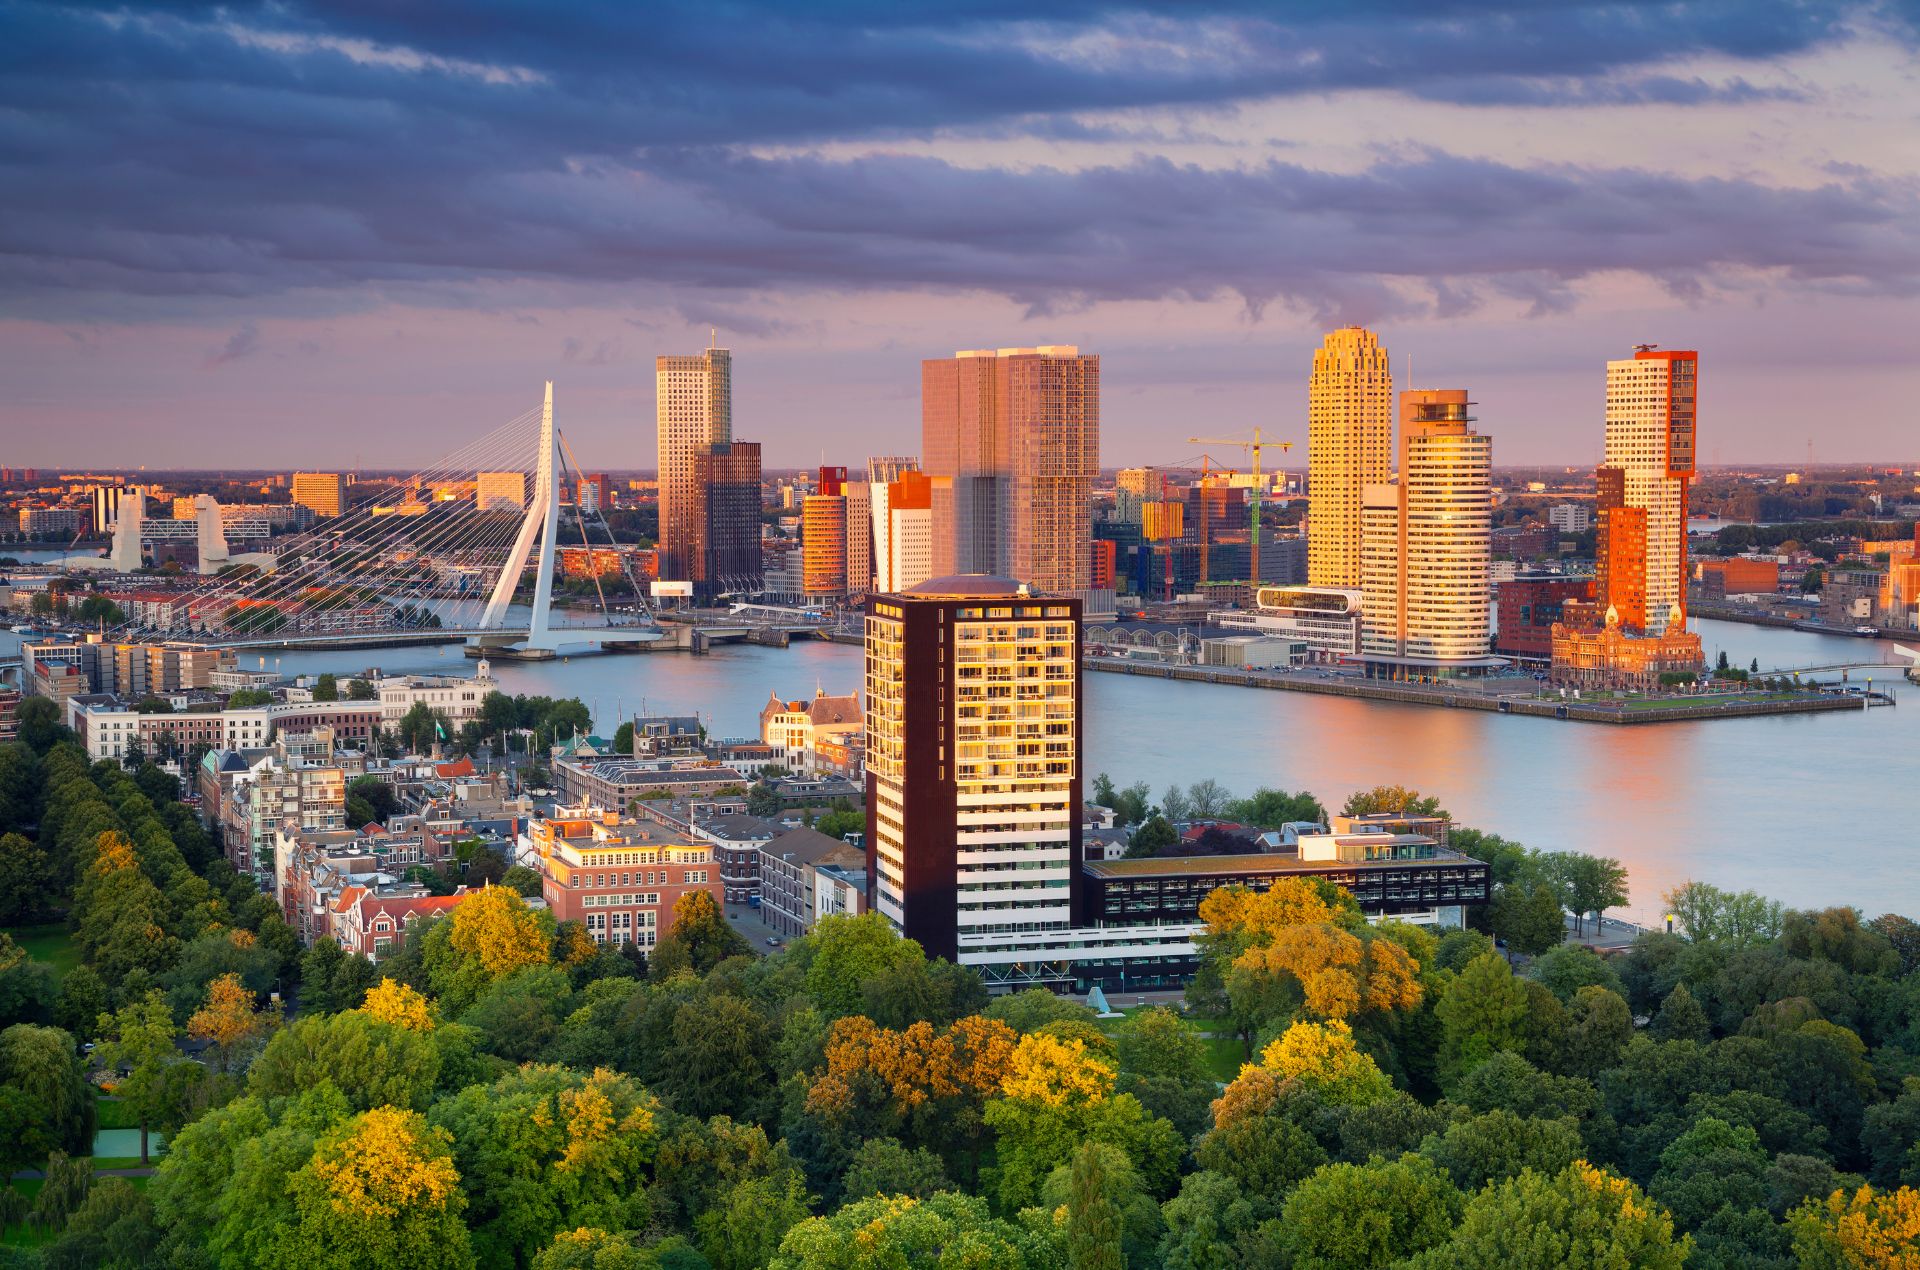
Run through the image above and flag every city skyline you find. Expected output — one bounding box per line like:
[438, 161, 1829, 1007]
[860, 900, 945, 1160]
[3, 3, 1917, 468]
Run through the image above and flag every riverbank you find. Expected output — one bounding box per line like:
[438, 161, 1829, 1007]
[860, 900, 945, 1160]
[1082, 657, 1873, 724]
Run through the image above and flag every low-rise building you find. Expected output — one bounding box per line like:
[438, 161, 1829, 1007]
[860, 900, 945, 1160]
[1549, 609, 1706, 690]
[276, 825, 450, 945]
[759, 826, 866, 940]
[759, 689, 862, 775]
[1495, 574, 1591, 661]
[330, 887, 466, 961]
[1696, 558, 1782, 598]
[529, 806, 723, 948]
[375, 660, 499, 725]
[1211, 585, 1362, 662]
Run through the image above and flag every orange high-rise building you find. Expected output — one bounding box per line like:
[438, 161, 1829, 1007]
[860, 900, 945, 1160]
[1602, 347, 1696, 633]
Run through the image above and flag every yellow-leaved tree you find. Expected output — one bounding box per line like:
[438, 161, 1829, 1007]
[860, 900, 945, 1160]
[1241, 1018, 1393, 1106]
[358, 978, 436, 1032]
[1000, 1032, 1117, 1107]
[1791, 1182, 1920, 1268]
[450, 885, 550, 978]
[283, 1106, 473, 1269]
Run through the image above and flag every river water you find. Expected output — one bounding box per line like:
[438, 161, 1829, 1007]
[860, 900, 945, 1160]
[4, 617, 1913, 922]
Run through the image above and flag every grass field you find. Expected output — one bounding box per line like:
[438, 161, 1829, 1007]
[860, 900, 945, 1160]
[93, 1096, 139, 1131]
[1091, 1006, 1248, 1084]
[2, 924, 81, 980]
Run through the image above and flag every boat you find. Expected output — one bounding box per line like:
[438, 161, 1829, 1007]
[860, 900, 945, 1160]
[1855, 626, 1880, 638]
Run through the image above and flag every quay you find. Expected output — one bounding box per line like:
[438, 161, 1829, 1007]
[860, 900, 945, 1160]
[1082, 657, 1881, 724]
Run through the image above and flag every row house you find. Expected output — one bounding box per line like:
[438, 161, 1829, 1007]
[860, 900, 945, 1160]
[759, 826, 867, 940]
[277, 824, 450, 945]
[330, 886, 467, 961]
[691, 812, 780, 906]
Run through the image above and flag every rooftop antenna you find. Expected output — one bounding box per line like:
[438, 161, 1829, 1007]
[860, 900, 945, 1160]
[710, 327, 717, 350]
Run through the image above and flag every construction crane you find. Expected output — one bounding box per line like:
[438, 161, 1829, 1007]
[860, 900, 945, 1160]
[1185, 428, 1294, 590]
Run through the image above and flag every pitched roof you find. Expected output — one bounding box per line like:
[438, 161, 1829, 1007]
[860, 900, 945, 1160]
[766, 826, 864, 868]
[434, 757, 476, 778]
[806, 693, 861, 727]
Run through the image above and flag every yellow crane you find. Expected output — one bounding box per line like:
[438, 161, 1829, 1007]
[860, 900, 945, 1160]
[1185, 428, 1294, 589]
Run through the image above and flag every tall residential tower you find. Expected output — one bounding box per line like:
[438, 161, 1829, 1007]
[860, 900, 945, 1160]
[1307, 328, 1393, 588]
[657, 346, 732, 582]
[865, 576, 1083, 967]
[921, 346, 1099, 594]
[1360, 389, 1493, 676]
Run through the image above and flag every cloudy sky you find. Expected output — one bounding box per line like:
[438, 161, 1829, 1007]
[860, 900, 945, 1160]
[3, 0, 1918, 471]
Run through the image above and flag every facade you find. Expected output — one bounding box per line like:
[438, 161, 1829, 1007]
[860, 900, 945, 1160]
[1359, 389, 1494, 676]
[802, 466, 853, 598]
[759, 689, 862, 775]
[18, 507, 84, 538]
[691, 812, 780, 905]
[531, 807, 722, 947]
[866, 576, 1082, 973]
[759, 825, 867, 940]
[1212, 585, 1363, 660]
[1602, 347, 1697, 634]
[920, 346, 1099, 593]
[1548, 503, 1593, 533]
[376, 660, 499, 725]
[868, 457, 923, 593]
[657, 346, 732, 582]
[0, 687, 17, 744]
[1307, 327, 1393, 588]
[330, 889, 465, 961]
[689, 441, 762, 601]
[1495, 574, 1592, 660]
[1550, 612, 1706, 690]
[291, 472, 347, 519]
[475, 470, 527, 512]
[1697, 557, 1781, 597]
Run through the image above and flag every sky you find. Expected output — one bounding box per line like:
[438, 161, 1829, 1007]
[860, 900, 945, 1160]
[2, 0, 1918, 471]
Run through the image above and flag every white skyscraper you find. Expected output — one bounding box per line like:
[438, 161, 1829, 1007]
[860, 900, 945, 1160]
[1603, 348, 1697, 634]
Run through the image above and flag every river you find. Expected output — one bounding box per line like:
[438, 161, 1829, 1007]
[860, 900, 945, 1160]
[3, 617, 1913, 922]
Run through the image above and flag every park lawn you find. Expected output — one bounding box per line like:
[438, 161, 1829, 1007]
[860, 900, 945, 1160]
[2, 924, 81, 979]
[93, 1096, 139, 1130]
[1091, 1007, 1247, 1083]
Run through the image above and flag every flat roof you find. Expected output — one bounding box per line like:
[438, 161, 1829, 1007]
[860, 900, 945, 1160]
[1086, 848, 1480, 879]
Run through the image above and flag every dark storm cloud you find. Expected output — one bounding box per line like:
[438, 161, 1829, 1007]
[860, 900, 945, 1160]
[0, 0, 1914, 317]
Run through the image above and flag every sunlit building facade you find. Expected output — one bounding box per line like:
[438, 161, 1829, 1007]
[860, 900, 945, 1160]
[1603, 347, 1697, 634]
[1308, 327, 1393, 588]
[657, 346, 732, 582]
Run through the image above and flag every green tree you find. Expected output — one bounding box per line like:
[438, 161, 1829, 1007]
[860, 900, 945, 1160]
[1113, 781, 1152, 827]
[1278, 1154, 1463, 1269]
[802, 912, 924, 1016]
[311, 673, 340, 702]
[1063, 1141, 1127, 1270]
[1648, 1117, 1770, 1232]
[1419, 1109, 1584, 1191]
[1436, 953, 1530, 1089]
[1490, 881, 1565, 957]
[840, 1138, 951, 1201]
[93, 991, 188, 1163]
[1125, 814, 1178, 857]
[1651, 983, 1712, 1044]
[1406, 1162, 1690, 1269]
[1663, 881, 1783, 946]
[1229, 786, 1326, 829]
[697, 1169, 811, 1270]
[0, 833, 54, 923]
[346, 678, 378, 701]
[649, 890, 750, 980]
[225, 688, 271, 708]
[658, 994, 773, 1121]
[1542, 853, 1629, 936]
[0, 1022, 95, 1158]
[1113, 1007, 1209, 1083]
[612, 721, 635, 755]
[1529, 946, 1623, 1003]
[1562, 986, 1633, 1078]
[249, 1011, 443, 1112]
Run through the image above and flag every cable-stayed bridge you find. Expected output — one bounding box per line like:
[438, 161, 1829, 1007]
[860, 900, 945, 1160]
[105, 383, 667, 657]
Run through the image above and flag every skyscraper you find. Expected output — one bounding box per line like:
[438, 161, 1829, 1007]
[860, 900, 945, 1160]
[1360, 389, 1493, 676]
[865, 576, 1083, 963]
[921, 346, 1098, 593]
[867, 456, 919, 593]
[291, 472, 347, 519]
[871, 467, 944, 594]
[1307, 327, 1393, 588]
[802, 466, 851, 598]
[657, 346, 732, 582]
[1601, 347, 1697, 634]
[690, 442, 762, 601]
